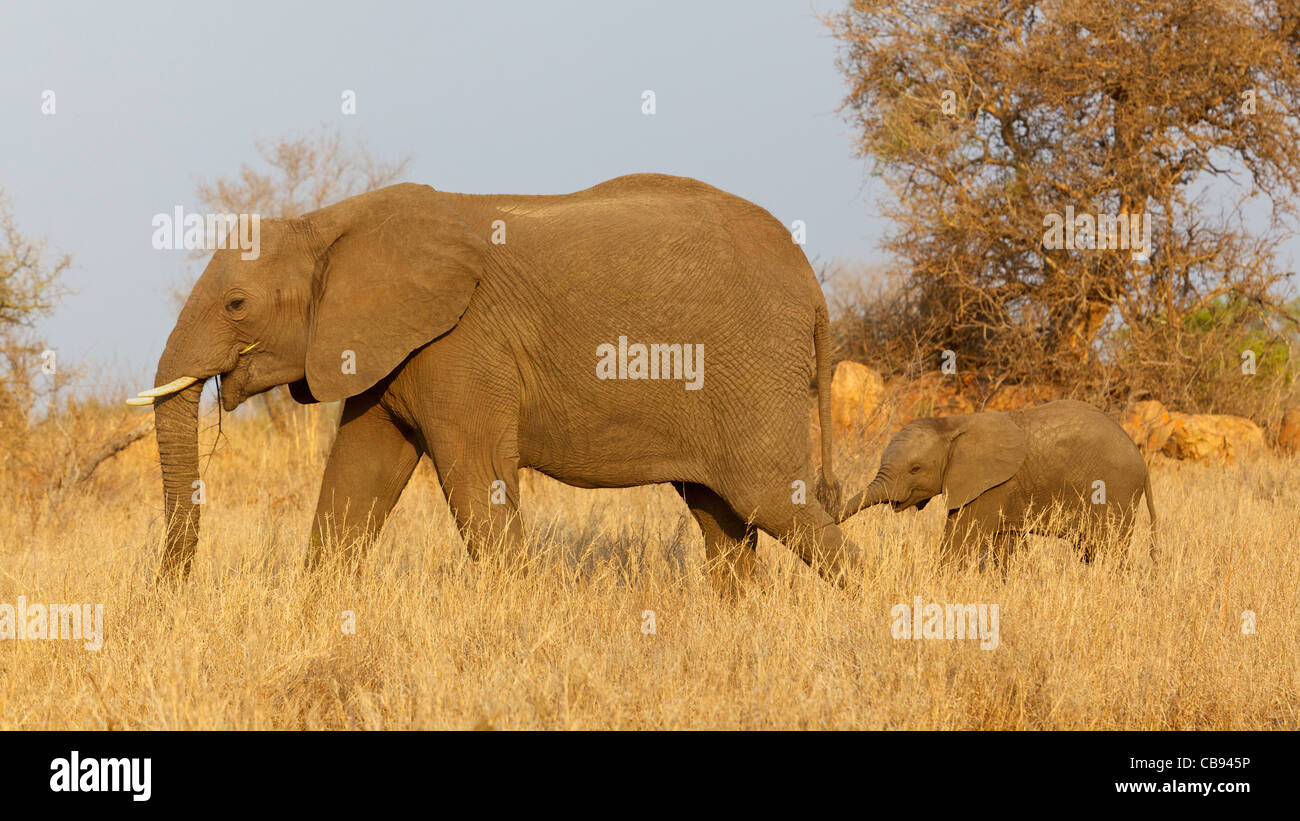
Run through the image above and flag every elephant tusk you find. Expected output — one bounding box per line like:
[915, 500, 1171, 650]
[129, 344, 252, 405]
[136, 375, 199, 398]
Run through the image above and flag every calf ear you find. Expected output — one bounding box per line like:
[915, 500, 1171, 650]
[301, 184, 487, 403]
[941, 413, 1027, 510]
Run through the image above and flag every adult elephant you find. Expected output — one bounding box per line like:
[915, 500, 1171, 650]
[130, 174, 857, 590]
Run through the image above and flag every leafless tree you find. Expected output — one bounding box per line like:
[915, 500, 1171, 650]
[0, 191, 71, 442]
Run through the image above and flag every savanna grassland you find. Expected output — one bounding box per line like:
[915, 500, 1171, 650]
[1, 402, 1297, 730]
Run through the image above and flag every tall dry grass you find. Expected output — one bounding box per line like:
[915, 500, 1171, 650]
[0, 403, 1296, 729]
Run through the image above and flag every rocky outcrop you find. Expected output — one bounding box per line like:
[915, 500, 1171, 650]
[829, 361, 886, 436]
[1121, 400, 1179, 456]
[1121, 399, 1266, 461]
[891, 371, 976, 421]
[984, 383, 1057, 411]
[827, 365, 1040, 439]
[1161, 413, 1265, 462]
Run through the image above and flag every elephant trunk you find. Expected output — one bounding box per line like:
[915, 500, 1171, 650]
[835, 473, 894, 522]
[155, 379, 205, 580]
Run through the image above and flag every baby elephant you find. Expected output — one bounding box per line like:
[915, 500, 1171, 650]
[837, 400, 1156, 569]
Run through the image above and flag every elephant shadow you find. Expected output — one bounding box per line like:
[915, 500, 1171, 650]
[517, 472, 695, 583]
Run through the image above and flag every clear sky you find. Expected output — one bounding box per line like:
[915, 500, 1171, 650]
[0, 1, 885, 392]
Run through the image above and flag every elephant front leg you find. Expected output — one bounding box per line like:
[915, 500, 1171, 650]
[438, 471, 525, 566]
[308, 391, 423, 569]
[939, 509, 988, 570]
[981, 530, 1019, 578]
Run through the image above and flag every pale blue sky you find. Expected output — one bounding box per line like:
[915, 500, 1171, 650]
[0, 1, 884, 391]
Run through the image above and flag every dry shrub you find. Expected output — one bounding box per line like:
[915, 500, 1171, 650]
[828, 262, 1299, 426]
[1099, 301, 1299, 435]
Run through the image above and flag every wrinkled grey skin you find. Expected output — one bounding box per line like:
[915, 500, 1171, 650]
[137, 175, 859, 592]
[837, 400, 1157, 569]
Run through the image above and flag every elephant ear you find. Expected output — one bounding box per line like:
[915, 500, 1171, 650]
[302, 183, 486, 403]
[941, 413, 1027, 510]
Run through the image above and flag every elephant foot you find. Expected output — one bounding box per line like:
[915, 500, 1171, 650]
[706, 552, 770, 600]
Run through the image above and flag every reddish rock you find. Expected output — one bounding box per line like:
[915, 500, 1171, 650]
[830, 361, 887, 437]
[1162, 413, 1264, 462]
[891, 371, 975, 423]
[1121, 400, 1178, 455]
[984, 383, 1057, 411]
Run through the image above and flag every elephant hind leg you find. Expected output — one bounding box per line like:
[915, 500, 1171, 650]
[1077, 504, 1137, 565]
[674, 482, 761, 599]
[1077, 532, 1097, 564]
[740, 496, 862, 589]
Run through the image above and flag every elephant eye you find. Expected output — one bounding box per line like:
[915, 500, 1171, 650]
[910, 464, 922, 474]
[226, 297, 246, 313]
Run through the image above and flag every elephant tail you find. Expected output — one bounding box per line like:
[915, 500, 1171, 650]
[813, 304, 842, 514]
[1144, 472, 1159, 562]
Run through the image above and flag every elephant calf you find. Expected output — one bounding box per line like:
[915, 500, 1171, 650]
[837, 400, 1157, 569]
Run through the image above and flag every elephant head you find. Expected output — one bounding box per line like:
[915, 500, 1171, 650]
[837, 413, 1027, 520]
[130, 183, 488, 578]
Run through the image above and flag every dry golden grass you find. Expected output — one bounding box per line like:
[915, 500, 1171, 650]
[1, 404, 1296, 729]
